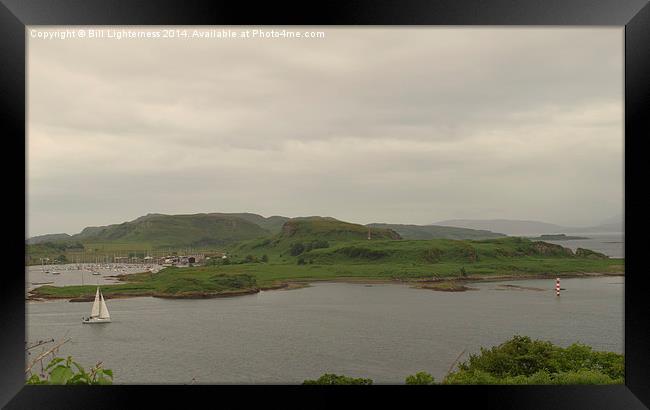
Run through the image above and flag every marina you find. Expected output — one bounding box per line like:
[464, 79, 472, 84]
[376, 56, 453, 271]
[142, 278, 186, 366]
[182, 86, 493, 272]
[25, 263, 163, 294]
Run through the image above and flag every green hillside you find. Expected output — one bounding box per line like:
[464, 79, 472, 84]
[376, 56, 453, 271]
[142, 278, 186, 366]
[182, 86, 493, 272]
[26, 213, 298, 263]
[231, 217, 402, 256]
[218, 235, 621, 287]
[214, 213, 289, 234]
[79, 213, 271, 248]
[231, 232, 607, 267]
[62, 213, 271, 249]
[280, 217, 401, 240]
[367, 223, 506, 240]
[26, 241, 85, 264]
[26, 233, 72, 245]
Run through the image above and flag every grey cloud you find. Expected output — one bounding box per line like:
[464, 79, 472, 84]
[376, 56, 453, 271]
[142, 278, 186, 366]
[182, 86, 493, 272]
[27, 27, 623, 235]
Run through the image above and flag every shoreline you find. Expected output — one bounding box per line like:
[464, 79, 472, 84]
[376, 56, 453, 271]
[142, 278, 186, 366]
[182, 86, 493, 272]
[26, 271, 624, 302]
[279, 272, 623, 293]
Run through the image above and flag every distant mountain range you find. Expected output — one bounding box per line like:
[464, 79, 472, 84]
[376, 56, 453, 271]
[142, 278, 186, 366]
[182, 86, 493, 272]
[27, 212, 622, 251]
[434, 217, 623, 236]
[366, 223, 505, 240]
[28, 212, 504, 249]
[27, 233, 72, 245]
[29, 213, 281, 248]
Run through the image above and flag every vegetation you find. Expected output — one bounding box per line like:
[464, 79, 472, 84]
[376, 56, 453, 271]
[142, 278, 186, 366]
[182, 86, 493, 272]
[279, 217, 401, 241]
[302, 336, 623, 385]
[26, 241, 84, 265]
[26, 233, 73, 245]
[222, 233, 621, 288]
[303, 374, 373, 385]
[290, 239, 330, 256]
[444, 335, 623, 384]
[25, 337, 621, 386]
[418, 281, 475, 292]
[31, 268, 258, 299]
[26, 356, 113, 385]
[575, 248, 609, 259]
[26, 213, 615, 272]
[405, 372, 436, 385]
[215, 213, 289, 234]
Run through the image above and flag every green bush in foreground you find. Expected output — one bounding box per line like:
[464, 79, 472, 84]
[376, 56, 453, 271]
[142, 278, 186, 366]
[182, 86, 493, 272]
[302, 336, 624, 385]
[27, 356, 113, 385]
[405, 372, 436, 385]
[444, 335, 623, 385]
[303, 373, 373, 385]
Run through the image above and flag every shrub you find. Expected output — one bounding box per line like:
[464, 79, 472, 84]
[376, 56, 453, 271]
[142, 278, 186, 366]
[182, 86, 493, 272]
[405, 372, 435, 385]
[309, 240, 330, 250]
[338, 247, 388, 260]
[423, 248, 443, 263]
[303, 374, 373, 385]
[575, 248, 608, 259]
[444, 335, 624, 385]
[251, 239, 272, 249]
[26, 356, 113, 385]
[209, 273, 257, 290]
[290, 242, 305, 256]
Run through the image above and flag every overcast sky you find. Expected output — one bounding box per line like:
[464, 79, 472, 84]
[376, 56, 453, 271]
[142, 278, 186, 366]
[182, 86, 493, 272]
[27, 27, 623, 237]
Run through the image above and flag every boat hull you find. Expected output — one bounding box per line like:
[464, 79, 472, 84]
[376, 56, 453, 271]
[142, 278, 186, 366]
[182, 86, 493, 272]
[82, 318, 111, 324]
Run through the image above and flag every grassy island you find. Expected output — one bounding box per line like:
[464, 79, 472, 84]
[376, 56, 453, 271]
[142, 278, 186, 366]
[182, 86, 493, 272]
[29, 221, 624, 301]
[30, 269, 259, 300]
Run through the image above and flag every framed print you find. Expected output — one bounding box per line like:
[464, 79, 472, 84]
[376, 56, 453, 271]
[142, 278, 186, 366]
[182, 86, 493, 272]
[1, 0, 649, 408]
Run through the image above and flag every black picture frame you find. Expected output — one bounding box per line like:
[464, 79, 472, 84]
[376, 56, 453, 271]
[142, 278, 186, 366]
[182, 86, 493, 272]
[1, 1, 648, 408]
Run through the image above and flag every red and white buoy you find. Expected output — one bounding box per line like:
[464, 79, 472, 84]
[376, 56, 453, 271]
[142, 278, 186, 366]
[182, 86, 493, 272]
[555, 278, 561, 296]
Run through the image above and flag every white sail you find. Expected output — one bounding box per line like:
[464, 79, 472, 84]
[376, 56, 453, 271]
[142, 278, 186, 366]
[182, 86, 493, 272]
[98, 291, 110, 319]
[90, 287, 100, 317]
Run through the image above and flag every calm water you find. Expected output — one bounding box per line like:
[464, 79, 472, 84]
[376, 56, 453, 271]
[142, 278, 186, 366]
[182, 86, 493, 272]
[27, 277, 623, 384]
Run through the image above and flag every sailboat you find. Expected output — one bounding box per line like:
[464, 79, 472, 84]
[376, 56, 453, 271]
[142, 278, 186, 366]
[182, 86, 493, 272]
[82, 287, 111, 324]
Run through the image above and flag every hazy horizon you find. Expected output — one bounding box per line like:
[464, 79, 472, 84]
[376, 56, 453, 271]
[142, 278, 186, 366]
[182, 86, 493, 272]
[28, 27, 623, 237]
